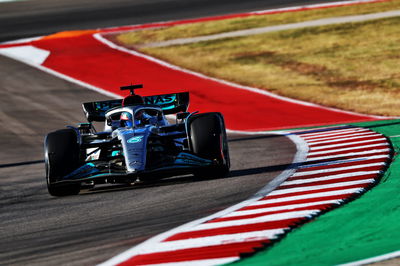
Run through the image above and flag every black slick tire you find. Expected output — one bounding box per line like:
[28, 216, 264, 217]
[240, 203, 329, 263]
[44, 129, 81, 196]
[188, 112, 230, 178]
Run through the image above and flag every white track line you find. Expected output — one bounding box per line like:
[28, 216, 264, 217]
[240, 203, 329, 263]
[307, 134, 383, 145]
[251, 188, 365, 206]
[301, 128, 370, 138]
[306, 132, 379, 143]
[134, 229, 281, 254]
[310, 138, 386, 150]
[299, 155, 389, 170]
[308, 143, 389, 156]
[285, 172, 380, 186]
[0, 45, 50, 65]
[307, 149, 390, 161]
[224, 200, 342, 217]
[183, 210, 318, 231]
[293, 163, 385, 176]
[142, 10, 400, 48]
[290, 126, 350, 134]
[272, 179, 375, 195]
[0, 36, 42, 45]
[0, 47, 120, 99]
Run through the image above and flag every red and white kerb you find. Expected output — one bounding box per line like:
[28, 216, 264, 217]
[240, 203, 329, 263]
[101, 126, 391, 266]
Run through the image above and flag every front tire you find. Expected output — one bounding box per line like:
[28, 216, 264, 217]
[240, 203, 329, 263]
[188, 112, 230, 178]
[44, 129, 81, 196]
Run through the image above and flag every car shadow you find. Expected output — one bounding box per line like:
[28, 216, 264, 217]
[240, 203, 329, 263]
[81, 160, 305, 196]
[0, 160, 44, 169]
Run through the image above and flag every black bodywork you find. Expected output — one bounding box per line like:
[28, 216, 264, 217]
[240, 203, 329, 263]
[44, 86, 230, 196]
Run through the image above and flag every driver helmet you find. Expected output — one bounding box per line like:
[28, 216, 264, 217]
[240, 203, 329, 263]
[120, 111, 133, 127]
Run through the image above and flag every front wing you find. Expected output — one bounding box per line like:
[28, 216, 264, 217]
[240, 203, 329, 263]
[53, 152, 214, 184]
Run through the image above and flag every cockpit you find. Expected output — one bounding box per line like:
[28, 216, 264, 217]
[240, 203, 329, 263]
[105, 105, 167, 131]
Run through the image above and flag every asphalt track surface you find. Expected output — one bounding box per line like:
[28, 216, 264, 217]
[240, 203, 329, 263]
[0, 56, 296, 265]
[0, 0, 342, 265]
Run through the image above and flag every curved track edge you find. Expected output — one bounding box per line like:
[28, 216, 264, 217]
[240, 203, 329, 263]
[100, 126, 392, 265]
[99, 132, 308, 266]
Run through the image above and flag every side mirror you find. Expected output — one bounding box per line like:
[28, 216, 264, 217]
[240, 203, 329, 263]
[176, 112, 190, 120]
[106, 118, 112, 126]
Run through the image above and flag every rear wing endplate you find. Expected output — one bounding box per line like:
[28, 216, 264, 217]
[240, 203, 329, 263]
[83, 92, 189, 122]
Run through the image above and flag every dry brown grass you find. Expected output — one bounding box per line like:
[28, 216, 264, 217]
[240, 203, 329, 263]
[116, 0, 400, 46]
[114, 1, 400, 116]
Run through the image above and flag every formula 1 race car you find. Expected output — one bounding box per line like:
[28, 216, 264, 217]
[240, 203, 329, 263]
[44, 85, 230, 196]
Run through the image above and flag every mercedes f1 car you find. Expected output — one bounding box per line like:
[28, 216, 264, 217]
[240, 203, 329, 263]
[44, 85, 230, 196]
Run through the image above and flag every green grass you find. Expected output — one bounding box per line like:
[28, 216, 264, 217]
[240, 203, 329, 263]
[232, 119, 400, 266]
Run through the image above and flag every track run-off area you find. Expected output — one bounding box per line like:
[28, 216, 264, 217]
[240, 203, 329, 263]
[1, 0, 400, 265]
[0, 0, 387, 131]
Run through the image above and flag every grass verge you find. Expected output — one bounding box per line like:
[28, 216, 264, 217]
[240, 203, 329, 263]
[116, 0, 400, 46]
[115, 14, 400, 116]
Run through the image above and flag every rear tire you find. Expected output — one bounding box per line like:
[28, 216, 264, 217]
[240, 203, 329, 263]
[188, 112, 230, 178]
[44, 129, 81, 196]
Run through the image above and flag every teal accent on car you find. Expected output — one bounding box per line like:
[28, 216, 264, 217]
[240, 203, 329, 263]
[127, 135, 144, 144]
[63, 162, 99, 180]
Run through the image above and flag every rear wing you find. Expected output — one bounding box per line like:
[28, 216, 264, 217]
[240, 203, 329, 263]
[83, 92, 189, 122]
[144, 92, 189, 113]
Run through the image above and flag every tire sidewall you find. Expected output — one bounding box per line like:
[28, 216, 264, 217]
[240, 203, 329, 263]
[44, 129, 81, 196]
